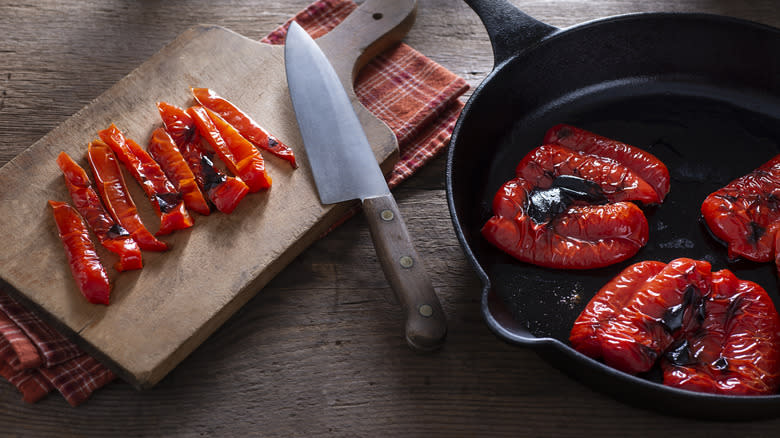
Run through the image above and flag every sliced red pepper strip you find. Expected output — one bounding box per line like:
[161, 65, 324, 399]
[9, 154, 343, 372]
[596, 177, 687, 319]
[544, 124, 670, 202]
[98, 124, 193, 236]
[157, 102, 249, 214]
[191, 87, 297, 168]
[188, 106, 272, 193]
[701, 153, 780, 263]
[662, 269, 780, 395]
[571, 258, 712, 374]
[156, 101, 197, 147]
[56, 151, 142, 271]
[147, 127, 211, 216]
[87, 140, 168, 251]
[48, 200, 111, 305]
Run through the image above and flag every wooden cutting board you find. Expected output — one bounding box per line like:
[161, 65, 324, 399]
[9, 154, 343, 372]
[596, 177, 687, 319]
[0, 0, 417, 389]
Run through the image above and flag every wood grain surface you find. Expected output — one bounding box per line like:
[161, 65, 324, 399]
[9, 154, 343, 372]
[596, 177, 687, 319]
[1, 0, 779, 436]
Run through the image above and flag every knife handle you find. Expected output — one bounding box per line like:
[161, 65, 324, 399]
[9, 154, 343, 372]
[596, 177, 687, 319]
[362, 193, 447, 351]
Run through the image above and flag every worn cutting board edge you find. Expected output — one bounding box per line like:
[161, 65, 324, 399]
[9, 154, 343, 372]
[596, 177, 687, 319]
[0, 0, 416, 390]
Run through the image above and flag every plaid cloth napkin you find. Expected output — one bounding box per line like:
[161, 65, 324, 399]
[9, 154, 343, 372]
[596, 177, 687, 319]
[0, 0, 467, 406]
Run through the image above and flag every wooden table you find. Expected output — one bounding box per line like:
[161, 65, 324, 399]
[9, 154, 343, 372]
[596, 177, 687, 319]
[1, 0, 778, 435]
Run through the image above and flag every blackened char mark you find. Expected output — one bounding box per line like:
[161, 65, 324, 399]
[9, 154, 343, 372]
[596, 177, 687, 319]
[154, 192, 183, 213]
[666, 339, 693, 366]
[201, 155, 227, 192]
[106, 223, 130, 239]
[526, 175, 608, 224]
[749, 221, 765, 244]
[711, 356, 729, 371]
[660, 285, 703, 334]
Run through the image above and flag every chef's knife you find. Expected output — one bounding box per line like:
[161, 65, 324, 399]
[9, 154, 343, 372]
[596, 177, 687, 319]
[284, 20, 447, 351]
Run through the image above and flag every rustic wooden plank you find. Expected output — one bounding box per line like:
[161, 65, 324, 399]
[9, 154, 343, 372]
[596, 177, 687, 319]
[1, 0, 780, 436]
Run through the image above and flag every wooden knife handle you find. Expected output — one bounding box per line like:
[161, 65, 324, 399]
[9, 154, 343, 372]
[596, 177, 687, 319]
[362, 194, 447, 351]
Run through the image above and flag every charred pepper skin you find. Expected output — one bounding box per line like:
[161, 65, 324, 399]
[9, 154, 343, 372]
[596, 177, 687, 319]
[188, 106, 272, 193]
[191, 87, 297, 168]
[571, 258, 712, 374]
[147, 127, 211, 216]
[482, 175, 649, 269]
[572, 259, 780, 395]
[701, 153, 780, 263]
[544, 124, 670, 202]
[98, 124, 193, 236]
[157, 102, 250, 214]
[48, 201, 111, 305]
[570, 260, 667, 359]
[662, 270, 780, 395]
[517, 144, 661, 205]
[482, 138, 665, 270]
[56, 152, 142, 271]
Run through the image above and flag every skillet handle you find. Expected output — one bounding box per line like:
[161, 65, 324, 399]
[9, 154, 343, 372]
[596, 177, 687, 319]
[464, 0, 557, 65]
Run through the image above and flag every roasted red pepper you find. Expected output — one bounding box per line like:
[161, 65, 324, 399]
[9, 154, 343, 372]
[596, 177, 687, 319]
[569, 260, 667, 359]
[544, 124, 670, 202]
[48, 200, 111, 305]
[482, 176, 649, 269]
[188, 105, 272, 192]
[87, 140, 168, 251]
[191, 87, 297, 168]
[571, 258, 780, 395]
[701, 153, 780, 263]
[56, 152, 142, 271]
[98, 124, 193, 235]
[516, 144, 661, 205]
[571, 258, 711, 374]
[662, 269, 780, 395]
[482, 138, 665, 269]
[157, 102, 249, 214]
[147, 127, 211, 216]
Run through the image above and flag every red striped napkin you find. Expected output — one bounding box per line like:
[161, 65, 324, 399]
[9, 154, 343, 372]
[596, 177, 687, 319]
[0, 0, 467, 406]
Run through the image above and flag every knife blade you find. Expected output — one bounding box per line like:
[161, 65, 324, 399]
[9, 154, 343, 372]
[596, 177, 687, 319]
[284, 20, 447, 351]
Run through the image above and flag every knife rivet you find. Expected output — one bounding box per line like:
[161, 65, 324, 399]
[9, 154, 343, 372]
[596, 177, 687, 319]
[418, 304, 433, 317]
[399, 255, 414, 268]
[380, 209, 394, 221]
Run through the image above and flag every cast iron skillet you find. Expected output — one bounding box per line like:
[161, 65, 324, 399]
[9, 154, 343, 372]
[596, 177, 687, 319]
[446, 0, 780, 420]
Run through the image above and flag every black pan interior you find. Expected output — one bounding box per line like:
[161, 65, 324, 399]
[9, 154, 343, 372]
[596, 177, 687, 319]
[448, 13, 780, 418]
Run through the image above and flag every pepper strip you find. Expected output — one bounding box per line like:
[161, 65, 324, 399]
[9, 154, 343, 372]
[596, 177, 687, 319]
[192, 87, 297, 168]
[98, 124, 193, 235]
[188, 106, 272, 193]
[48, 201, 111, 305]
[87, 140, 168, 251]
[157, 102, 249, 214]
[56, 152, 142, 271]
[148, 127, 211, 216]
